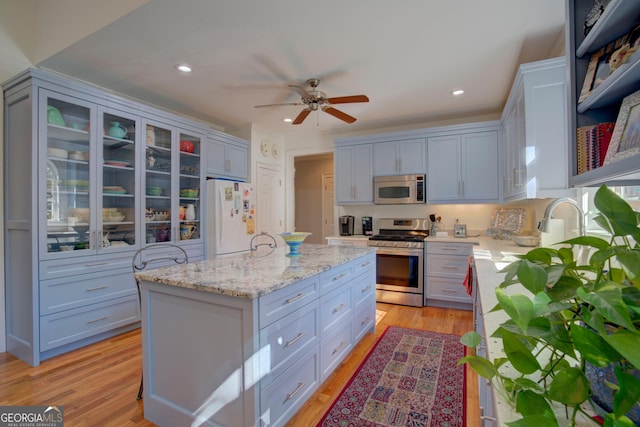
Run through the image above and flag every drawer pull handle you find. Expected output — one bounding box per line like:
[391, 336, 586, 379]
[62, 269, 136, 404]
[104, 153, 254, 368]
[360, 261, 372, 267]
[332, 273, 348, 281]
[480, 416, 497, 421]
[362, 285, 372, 293]
[87, 316, 109, 324]
[333, 303, 346, 314]
[285, 381, 306, 401]
[85, 262, 108, 267]
[86, 286, 108, 292]
[442, 289, 458, 294]
[442, 265, 460, 269]
[285, 293, 305, 304]
[441, 247, 459, 251]
[285, 332, 306, 347]
[361, 316, 371, 326]
[332, 341, 346, 355]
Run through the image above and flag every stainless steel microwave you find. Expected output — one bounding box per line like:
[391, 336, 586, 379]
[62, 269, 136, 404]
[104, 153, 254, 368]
[373, 174, 426, 204]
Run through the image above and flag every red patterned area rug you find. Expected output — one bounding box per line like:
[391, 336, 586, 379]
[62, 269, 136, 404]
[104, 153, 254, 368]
[317, 326, 466, 427]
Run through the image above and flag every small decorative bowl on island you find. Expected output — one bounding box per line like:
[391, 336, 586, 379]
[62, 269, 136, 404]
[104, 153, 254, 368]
[279, 232, 312, 256]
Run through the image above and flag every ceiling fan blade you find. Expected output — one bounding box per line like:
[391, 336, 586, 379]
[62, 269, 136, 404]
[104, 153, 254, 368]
[288, 84, 312, 100]
[327, 95, 369, 104]
[292, 108, 312, 125]
[323, 106, 357, 123]
[254, 102, 304, 108]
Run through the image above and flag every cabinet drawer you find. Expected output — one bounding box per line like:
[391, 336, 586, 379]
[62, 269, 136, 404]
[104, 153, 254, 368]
[353, 253, 375, 275]
[260, 347, 319, 427]
[320, 324, 352, 382]
[426, 242, 474, 256]
[40, 295, 139, 351]
[40, 253, 133, 281]
[427, 254, 470, 278]
[259, 276, 319, 327]
[40, 271, 136, 315]
[320, 262, 353, 294]
[352, 303, 376, 344]
[259, 300, 319, 389]
[352, 270, 375, 310]
[426, 276, 472, 304]
[320, 285, 352, 336]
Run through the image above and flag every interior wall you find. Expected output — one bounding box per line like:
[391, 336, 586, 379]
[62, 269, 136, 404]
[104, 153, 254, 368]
[294, 154, 333, 244]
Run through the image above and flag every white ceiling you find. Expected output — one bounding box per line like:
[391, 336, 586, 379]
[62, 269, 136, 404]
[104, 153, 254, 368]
[37, 0, 566, 136]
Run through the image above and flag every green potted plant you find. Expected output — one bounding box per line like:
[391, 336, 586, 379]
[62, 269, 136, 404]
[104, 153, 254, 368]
[459, 185, 640, 427]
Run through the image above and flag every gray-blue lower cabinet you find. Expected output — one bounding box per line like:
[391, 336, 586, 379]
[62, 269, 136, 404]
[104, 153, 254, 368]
[138, 252, 376, 427]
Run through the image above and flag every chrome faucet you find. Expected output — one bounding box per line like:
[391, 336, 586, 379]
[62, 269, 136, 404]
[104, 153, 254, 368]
[538, 197, 586, 236]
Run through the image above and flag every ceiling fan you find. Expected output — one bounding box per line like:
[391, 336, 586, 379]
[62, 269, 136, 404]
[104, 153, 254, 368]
[254, 78, 369, 125]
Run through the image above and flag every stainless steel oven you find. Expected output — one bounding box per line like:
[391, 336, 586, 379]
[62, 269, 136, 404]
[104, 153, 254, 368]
[368, 218, 428, 307]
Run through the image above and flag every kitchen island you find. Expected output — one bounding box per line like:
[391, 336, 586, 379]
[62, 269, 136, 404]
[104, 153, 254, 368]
[134, 243, 376, 427]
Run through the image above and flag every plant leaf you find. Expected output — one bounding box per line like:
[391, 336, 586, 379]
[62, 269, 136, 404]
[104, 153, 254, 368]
[548, 366, 590, 405]
[563, 235, 611, 250]
[542, 317, 576, 358]
[577, 285, 636, 331]
[517, 261, 547, 294]
[613, 366, 640, 418]
[557, 246, 575, 264]
[496, 288, 534, 334]
[460, 331, 482, 348]
[570, 324, 621, 366]
[594, 185, 640, 241]
[532, 292, 552, 318]
[506, 413, 559, 427]
[546, 275, 582, 301]
[515, 390, 555, 418]
[502, 330, 541, 374]
[523, 248, 557, 265]
[602, 413, 638, 427]
[617, 250, 640, 281]
[604, 330, 640, 371]
[457, 355, 497, 379]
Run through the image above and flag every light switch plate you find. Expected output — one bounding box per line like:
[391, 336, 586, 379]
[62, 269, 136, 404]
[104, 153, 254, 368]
[454, 224, 467, 237]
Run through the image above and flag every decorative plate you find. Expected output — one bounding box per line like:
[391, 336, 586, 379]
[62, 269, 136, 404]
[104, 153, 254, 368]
[260, 140, 270, 157]
[271, 144, 280, 159]
[487, 207, 526, 239]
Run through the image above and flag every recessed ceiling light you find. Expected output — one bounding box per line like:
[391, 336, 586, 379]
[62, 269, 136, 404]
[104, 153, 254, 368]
[283, 117, 293, 123]
[452, 89, 464, 96]
[176, 64, 192, 73]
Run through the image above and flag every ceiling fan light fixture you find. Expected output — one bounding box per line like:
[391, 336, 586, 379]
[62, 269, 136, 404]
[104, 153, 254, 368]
[175, 64, 193, 73]
[452, 89, 465, 96]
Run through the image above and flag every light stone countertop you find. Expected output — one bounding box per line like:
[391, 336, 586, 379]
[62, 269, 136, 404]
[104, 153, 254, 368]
[134, 243, 376, 299]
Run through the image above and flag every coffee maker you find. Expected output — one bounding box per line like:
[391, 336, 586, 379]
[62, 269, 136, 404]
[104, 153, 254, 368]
[362, 216, 373, 236]
[339, 215, 355, 236]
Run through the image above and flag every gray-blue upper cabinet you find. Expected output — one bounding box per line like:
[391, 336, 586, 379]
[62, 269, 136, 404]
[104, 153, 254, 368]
[372, 138, 426, 176]
[335, 143, 373, 205]
[426, 122, 501, 204]
[205, 130, 250, 181]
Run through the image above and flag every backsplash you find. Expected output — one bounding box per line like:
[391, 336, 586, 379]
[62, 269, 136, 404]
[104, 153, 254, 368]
[337, 199, 551, 236]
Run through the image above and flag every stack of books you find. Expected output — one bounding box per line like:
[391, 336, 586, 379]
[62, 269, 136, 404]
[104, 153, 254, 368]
[576, 122, 615, 174]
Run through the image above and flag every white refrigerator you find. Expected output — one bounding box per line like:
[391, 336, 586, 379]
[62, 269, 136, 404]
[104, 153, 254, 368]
[206, 179, 257, 257]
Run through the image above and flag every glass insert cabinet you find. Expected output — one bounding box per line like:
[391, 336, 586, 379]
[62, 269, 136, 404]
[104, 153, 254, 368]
[41, 91, 204, 258]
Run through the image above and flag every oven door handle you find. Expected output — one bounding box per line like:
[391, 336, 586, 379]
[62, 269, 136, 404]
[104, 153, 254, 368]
[374, 248, 423, 257]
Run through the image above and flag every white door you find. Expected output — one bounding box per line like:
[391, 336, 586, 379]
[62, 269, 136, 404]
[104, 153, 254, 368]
[257, 163, 284, 235]
[322, 174, 334, 242]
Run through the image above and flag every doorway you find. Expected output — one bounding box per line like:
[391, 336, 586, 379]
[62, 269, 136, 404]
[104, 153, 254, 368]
[293, 153, 334, 244]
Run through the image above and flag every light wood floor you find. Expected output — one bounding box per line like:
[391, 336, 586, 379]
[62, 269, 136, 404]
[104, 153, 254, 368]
[0, 303, 479, 427]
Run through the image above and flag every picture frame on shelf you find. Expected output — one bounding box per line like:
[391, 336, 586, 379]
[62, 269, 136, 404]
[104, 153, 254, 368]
[604, 89, 640, 166]
[578, 32, 630, 103]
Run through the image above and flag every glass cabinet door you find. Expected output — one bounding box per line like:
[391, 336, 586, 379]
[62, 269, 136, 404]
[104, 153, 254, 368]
[144, 123, 173, 244]
[43, 91, 94, 255]
[99, 109, 138, 250]
[178, 132, 202, 241]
